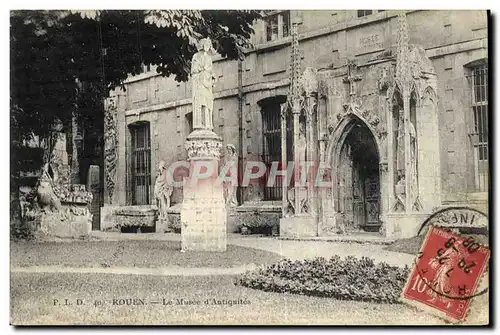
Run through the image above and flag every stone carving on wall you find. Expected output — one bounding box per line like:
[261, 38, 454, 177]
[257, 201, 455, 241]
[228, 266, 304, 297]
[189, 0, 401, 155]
[185, 137, 223, 159]
[223, 144, 238, 206]
[154, 160, 173, 219]
[191, 38, 217, 130]
[104, 94, 118, 204]
[54, 183, 93, 204]
[337, 102, 386, 142]
[343, 59, 362, 102]
[370, 48, 393, 62]
[300, 67, 319, 96]
[377, 65, 395, 92]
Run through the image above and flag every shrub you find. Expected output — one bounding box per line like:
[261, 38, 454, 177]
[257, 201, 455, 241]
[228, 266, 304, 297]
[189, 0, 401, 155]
[168, 214, 181, 233]
[11, 221, 35, 241]
[237, 212, 280, 235]
[236, 256, 410, 303]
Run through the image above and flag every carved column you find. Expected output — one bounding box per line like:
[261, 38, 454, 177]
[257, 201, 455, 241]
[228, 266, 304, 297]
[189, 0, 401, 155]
[104, 94, 118, 205]
[292, 101, 301, 214]
[403, 89, 411, 212]
[280, 103, 288, 216]
[302, 68, 319, 216]
[387, 94, 395, 214]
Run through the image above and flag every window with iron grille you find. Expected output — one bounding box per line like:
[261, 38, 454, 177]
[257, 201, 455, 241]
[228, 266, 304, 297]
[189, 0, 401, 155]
[264, 11, 290, 42]
[130, 122, 151, 205]
[468, 64, 489, 192]
[261, 98, 293, 201]
[357, 10, 373, 17]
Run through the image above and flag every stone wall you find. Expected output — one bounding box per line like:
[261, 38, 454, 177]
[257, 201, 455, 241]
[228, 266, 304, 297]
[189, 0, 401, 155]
[107, 10, 488, 216]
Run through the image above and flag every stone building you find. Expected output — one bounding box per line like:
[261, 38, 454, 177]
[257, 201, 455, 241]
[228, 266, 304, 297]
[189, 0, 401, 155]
[101, 10, 489, 238]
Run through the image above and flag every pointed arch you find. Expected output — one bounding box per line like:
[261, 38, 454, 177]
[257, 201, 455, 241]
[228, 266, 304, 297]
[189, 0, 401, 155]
[422, 86, 438, 104]
[325, 112, 381, 169]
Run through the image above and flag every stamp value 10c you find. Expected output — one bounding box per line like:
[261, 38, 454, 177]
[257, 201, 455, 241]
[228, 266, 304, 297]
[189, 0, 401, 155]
[401, 225, 490, 323]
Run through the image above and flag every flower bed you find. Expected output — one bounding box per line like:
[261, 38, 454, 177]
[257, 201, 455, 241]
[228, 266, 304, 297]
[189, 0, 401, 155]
[237, 212, 280, 236]
[236, 256, 410, 303]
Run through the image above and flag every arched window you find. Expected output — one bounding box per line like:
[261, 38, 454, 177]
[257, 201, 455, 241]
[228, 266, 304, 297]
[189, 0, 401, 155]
[129, 121, 151, 205]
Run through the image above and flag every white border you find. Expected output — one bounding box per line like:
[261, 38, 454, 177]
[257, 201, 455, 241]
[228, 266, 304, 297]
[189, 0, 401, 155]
[2, 2, 498, 334]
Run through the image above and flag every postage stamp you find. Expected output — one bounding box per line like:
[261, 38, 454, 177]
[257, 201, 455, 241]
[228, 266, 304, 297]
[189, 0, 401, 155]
[401, 224, 490, 323]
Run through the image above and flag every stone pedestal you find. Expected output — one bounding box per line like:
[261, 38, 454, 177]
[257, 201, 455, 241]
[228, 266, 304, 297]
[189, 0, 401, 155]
[181, 130, 227, 252]
[385, 212, 429, 239]
[156, 217, 171, 233]
[280, 215, 318, 238]
[37, 184, 93, 238]
[37, 207, 92, 238]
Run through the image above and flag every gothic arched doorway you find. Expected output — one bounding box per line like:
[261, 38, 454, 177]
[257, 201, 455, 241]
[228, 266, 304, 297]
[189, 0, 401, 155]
[335, 119, 381, 232]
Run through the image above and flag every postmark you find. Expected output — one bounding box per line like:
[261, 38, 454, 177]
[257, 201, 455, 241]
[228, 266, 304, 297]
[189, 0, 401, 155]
[416, 206, 489, 237]
[401, 223, 490, 323]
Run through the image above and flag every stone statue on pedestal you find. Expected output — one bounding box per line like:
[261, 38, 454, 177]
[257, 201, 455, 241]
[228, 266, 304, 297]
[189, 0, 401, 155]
[223, 144, 238, 207]
[182, 36, 226, 252]
[191, 38, 217, 130]
[154, 160, 173, 219]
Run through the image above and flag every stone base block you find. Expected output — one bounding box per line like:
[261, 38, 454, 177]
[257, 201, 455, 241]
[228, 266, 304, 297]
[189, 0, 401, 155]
[318, 214, 337, 236]
[280, 215, 318, 238]
[227, 209, 239, 233]
[156, 217, 172, 233]
[385, 213, 429, 239]
[100, 205, 157, 231]
[37, 208, 92, 238]
[100, 205, 121, 231]
[181, 203, 227, 252]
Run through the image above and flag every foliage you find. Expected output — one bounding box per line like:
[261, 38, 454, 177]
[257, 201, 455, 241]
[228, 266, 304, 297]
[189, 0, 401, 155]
[11, 9, 260, 140]
[10, 10, 260, 230]
[236, 256, 410, 303]
[237, 212, 280, 235]
[168, 214, 181, 233]
[10, 221, 35, 241]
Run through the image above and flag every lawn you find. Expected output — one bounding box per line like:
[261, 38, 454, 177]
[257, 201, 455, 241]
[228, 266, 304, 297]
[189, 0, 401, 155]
[10, 240, 283, 268]
[384, 233, 489, 255]
[10, 272, 458, 325]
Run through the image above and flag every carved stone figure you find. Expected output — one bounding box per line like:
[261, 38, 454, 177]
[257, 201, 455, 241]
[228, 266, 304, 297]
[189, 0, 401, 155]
[37, 163, 62, 212]
[300, 67, 319, 96]
[297, 120, 307, 182]
[377, 66, 393, 91]
[154, 160, 173, 219]
[50, 132, 70, 185]
[223, 144, 238, 206]
[409, 120, 419, 208]
[191, 38, 217, 130]
[396, 110, 405, 177]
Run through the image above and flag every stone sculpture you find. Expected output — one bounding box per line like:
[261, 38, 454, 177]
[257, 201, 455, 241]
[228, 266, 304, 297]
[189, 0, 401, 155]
[191, 38, 217, 130]
[154, 160, 173, 219]
[37, 163, 62, 212]
[223, 144, 238, 207]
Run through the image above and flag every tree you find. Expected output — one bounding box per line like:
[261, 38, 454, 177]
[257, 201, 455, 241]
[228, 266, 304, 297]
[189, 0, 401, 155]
[10, 10, 261, 226]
